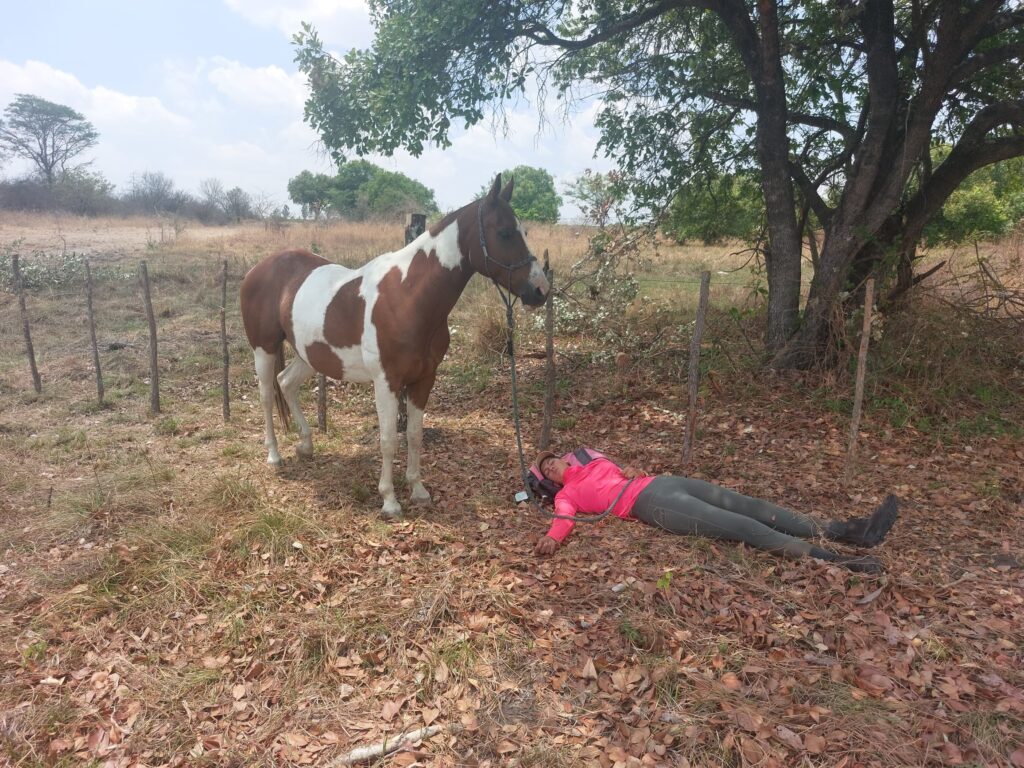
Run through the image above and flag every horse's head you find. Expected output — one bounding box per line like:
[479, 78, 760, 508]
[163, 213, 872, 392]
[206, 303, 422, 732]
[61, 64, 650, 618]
[474, 175, 550, 306]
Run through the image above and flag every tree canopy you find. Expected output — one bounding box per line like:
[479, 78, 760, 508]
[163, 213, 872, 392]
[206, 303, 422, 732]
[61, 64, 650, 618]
[0, 94, 98, 184]
[288, 161, 437, 221]
[481, 165, 561, 222]
[294, 1, 1024, 368]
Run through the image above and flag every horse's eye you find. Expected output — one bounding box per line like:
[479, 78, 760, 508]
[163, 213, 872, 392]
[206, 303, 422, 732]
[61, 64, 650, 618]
[498, 229, 514, 241]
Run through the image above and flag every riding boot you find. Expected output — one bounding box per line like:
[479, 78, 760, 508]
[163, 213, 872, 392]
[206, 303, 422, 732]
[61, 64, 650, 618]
[825, 495, 899, 548]
[808, 546, 882, 574]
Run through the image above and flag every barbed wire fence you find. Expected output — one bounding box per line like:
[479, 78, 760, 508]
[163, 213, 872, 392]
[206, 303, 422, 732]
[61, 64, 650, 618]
[2, 243, 879, 480]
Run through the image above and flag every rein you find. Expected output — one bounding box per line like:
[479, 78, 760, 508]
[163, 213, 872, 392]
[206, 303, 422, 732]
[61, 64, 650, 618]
[478, 203, 621, 524]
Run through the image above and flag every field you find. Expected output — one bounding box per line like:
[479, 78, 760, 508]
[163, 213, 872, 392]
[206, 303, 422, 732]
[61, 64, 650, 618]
[1, 213, 1022, 768]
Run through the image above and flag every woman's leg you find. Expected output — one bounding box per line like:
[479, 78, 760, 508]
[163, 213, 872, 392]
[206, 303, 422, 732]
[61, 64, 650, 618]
[632, 478, 880, 572]
[633, 478, 816, 555]
[660, 476, 826, 538]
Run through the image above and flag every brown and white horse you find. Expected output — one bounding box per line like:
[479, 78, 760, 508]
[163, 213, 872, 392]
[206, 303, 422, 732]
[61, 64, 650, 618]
[240, 175, 549, 517]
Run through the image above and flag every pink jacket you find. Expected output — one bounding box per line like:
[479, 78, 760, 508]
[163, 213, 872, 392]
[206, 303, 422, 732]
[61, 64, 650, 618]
[545, 458, 655, 543]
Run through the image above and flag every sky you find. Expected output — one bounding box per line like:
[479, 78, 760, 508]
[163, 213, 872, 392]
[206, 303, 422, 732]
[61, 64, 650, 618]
[0, 0, 613, 221]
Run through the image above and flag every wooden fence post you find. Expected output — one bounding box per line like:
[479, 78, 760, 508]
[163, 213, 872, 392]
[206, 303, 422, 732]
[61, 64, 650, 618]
[539, 251, 556, 450]
[317, 373, 328, 431]
[139, 261, 160, 414]
[12, 253, 42, 394]
[85, 259, 104, 405]
[683, 271, 711, 466]
[844, 278, 875, 484]
[220, 259, 230, 422]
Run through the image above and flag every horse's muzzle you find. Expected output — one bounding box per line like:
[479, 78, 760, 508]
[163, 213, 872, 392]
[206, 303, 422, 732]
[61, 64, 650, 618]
[519, 285, 548, 307]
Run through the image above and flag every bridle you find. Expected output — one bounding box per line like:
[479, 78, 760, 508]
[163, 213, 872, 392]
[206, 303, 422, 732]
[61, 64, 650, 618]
[476, 199, 535, 286]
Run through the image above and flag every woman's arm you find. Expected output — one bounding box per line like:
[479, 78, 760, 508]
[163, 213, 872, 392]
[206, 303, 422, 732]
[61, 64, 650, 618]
[596, 454, 645, 479]
[536, 497, 578, 555]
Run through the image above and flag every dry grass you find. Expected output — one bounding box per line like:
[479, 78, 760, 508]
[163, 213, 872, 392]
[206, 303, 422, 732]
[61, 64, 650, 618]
[1, 215, 1022, 767]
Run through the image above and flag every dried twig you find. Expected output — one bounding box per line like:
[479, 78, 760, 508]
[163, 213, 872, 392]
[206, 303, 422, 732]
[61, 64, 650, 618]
[323, 725, 443, 767]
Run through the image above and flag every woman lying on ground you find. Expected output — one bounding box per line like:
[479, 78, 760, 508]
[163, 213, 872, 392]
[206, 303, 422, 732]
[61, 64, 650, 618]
[532, 450, 899, 573]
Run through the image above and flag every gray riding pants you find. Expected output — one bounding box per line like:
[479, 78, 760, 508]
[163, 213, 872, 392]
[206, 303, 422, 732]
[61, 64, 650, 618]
[631, 476, 826, 557]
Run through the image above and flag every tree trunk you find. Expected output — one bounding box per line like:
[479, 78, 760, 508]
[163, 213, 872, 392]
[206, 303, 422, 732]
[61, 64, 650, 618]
[719, 0, 803, 353]
[772, 226, 862, 369]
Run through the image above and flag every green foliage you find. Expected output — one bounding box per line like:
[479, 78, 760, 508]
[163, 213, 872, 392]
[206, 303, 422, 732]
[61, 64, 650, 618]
[295, 1, 1024, 368]
[664, 173, 763, 245]
[357, 167, 438, 220]
[563, 169, 626, 227]
[0, 94, 99, 184]
[287, 170, 334, 219]
[327, 159, 381, 217]
[924, 156, 1024, 245]
[290, 161, 438, 221]
[482, 166, 561, 222]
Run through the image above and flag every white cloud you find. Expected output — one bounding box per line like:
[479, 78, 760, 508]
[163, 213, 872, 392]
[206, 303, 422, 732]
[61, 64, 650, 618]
[207, 58, 308, 110]
[0, 60, 187, 129]
[223, 0, 373, 49]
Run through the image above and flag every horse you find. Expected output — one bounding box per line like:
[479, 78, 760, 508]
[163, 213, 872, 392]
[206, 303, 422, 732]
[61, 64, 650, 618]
[240, 175, 550, 518]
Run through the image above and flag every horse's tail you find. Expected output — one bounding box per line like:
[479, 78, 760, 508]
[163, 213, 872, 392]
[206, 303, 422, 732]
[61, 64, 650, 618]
[274, 347, 291, 428]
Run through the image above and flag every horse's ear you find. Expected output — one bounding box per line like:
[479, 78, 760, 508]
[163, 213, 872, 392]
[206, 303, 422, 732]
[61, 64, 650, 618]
[499, 175, 514, 202]
[487, 174, 502, 202]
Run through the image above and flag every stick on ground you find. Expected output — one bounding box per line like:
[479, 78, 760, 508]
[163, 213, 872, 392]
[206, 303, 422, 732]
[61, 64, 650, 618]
[323, 725, 443, 767]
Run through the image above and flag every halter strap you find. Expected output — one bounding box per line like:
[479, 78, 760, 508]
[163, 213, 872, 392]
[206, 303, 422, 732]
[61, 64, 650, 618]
[476, 199, 536, 282]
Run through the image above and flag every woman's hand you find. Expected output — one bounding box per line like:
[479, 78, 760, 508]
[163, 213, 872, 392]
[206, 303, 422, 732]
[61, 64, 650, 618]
[534, 535, 560, 556]
[622, 466, 645, 479]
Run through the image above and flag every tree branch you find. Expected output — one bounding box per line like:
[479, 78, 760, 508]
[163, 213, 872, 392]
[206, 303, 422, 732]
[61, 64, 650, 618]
[694, 89, 857, 141]
[951, 42, 1024, 86]
[517, 0, 693, 52]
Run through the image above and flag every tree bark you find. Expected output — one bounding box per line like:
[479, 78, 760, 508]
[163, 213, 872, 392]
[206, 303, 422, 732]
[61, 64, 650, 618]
[718, 0, 803, 353]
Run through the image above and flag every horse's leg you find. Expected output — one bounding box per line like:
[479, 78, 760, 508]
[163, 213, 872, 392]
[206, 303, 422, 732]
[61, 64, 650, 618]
[253, 347, 282, 466]
[405, 377, 434, 505]
[372, 378, 403, 518]
[278, 356, 316, 457]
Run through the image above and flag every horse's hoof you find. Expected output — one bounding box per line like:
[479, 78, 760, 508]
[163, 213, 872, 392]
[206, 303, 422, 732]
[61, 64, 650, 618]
[381, 500, 403, 519]
[410, 486, 431, 505]
[296, 445, 314, 459]
[267, 456, 283, 469]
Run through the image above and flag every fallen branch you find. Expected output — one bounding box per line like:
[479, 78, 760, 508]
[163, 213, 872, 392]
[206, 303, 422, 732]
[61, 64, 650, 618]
[323, 725, 444, 767]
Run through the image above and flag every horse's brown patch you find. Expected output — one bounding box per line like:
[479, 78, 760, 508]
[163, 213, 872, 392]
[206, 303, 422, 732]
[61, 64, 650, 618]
[305, 341, 346, 379]
[373, 249, 466, 403]
[240, 249, 328, 353]
[322, 276, 364, 350]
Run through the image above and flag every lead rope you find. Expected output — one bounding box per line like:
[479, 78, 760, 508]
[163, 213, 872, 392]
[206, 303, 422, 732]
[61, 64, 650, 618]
[478, 202, 630, 523]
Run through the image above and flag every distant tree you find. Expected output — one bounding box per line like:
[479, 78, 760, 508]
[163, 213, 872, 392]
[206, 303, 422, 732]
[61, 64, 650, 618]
[358, 169, 438, 220]
[199, 178, 226, 209]
[0, 94, 99, 184]
[287, 170, 333, 219]
[224, 187, 253, 221]
[125, 171, 177, 213]
[328, 159, 383, 217]
[484, 166, 560, 222]
[251, 191, 275, 220]
[58, 169, 117, 216]
[664, 172, 764, 245]
[923, 154, 1024, 245]
[280, 204, 291, 219]
[563, 169, 625, 228]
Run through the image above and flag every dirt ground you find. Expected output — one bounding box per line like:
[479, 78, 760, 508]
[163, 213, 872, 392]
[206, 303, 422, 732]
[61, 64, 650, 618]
[1, 217, 1022, 767]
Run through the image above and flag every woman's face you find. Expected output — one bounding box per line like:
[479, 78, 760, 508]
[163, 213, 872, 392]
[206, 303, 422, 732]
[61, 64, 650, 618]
[540, 456, 569, 485]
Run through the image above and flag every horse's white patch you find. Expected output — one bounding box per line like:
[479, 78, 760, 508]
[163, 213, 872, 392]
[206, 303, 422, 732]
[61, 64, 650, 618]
[290, 218, 464, 385]
[528, 259, 549, 293]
